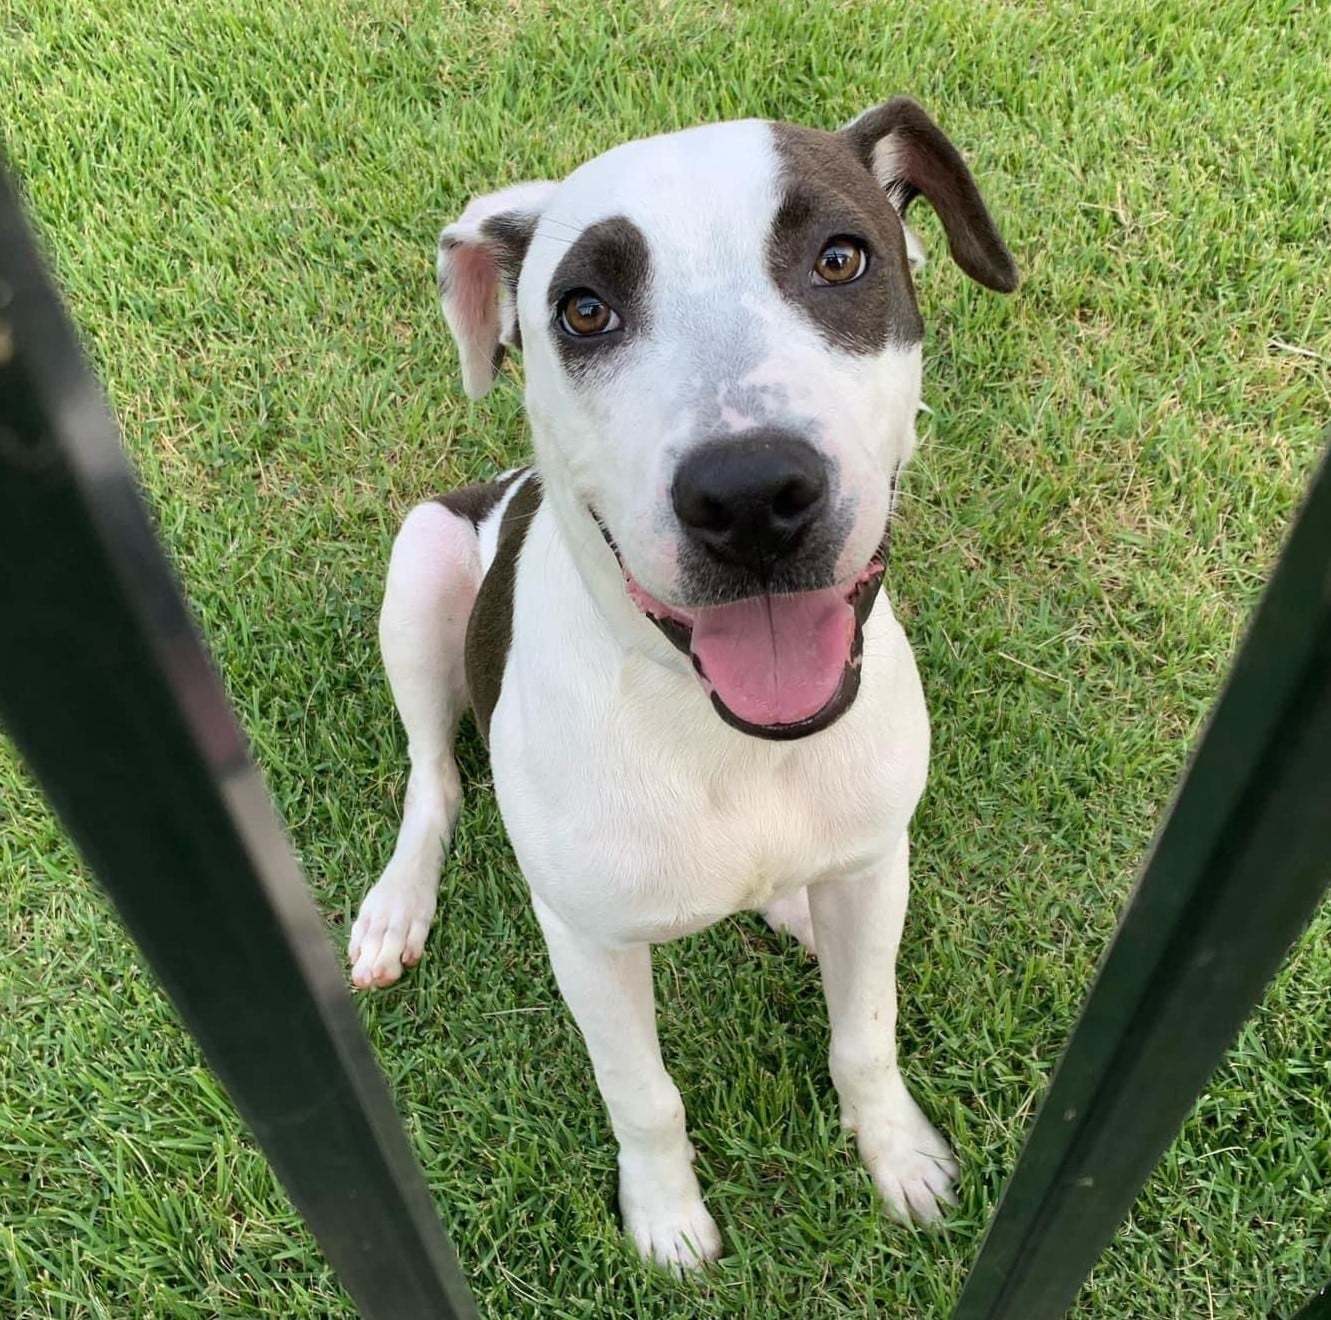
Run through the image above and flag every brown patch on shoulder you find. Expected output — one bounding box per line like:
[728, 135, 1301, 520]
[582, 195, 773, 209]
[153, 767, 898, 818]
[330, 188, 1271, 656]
[435, 467, 527, 527]
[767, 123, 923, 353]
[464, 474, 542, 742]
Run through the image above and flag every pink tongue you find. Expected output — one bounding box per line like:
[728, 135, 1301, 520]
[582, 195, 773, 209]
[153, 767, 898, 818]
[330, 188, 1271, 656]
[690, 588, 855, 727]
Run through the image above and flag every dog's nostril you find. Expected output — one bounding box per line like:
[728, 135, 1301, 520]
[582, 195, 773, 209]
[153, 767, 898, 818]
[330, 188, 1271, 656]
[673, 485, 732, 535]
[772, 474, 822, 521]
[697, 494, 731, 532]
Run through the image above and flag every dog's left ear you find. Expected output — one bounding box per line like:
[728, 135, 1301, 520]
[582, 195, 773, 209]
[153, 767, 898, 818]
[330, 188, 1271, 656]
[437, 180, 557, 399]
[841, 98, 1018, 293]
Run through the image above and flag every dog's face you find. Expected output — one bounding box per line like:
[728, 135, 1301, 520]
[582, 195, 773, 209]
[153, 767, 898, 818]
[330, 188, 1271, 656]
[438, 100, 1016, 739]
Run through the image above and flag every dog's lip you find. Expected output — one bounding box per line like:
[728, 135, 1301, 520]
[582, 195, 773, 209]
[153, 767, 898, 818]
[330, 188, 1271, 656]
[591, 509, 886, 739]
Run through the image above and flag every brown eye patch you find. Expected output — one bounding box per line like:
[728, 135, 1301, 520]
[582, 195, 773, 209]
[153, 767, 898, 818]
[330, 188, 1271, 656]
[813, 236, 868, 285]
[547, 216, 652, 382]
[766, 123, 922, 354]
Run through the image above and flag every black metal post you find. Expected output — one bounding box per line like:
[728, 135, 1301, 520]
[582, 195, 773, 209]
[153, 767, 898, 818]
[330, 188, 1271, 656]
[0, 167, 476, 1318]
[952, 432, 1331, 1319]
[1293, 1284, 1331, 1320]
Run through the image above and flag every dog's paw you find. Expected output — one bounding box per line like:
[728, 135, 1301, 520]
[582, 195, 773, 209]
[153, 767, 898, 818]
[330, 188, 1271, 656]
[854, 1083, 959, 1227]
[622, 1191, 722, 1273]
[348, 869, 437, 989]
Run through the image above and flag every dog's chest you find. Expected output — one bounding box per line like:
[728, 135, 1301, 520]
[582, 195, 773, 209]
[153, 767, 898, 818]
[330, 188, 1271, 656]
[503, 741, 902, 941]
[491, 614, 928, 945]
[685, 762, 878, 909]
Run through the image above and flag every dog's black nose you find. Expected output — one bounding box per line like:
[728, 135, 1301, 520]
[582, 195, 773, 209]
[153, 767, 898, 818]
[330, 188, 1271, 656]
[671, 432, 829, 573]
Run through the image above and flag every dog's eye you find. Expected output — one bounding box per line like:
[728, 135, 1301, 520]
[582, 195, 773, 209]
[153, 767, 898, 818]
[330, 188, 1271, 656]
[558, 289, 621, 336]
[812, 237, 868, 286]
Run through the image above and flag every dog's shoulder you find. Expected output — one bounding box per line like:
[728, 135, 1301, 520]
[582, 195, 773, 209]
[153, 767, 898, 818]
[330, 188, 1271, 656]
[434, 467, 526, 528]
[464, 468, 542, 742]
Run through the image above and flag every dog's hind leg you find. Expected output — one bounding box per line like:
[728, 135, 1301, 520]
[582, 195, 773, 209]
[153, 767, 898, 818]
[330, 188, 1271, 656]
[350, 501, 480, 989]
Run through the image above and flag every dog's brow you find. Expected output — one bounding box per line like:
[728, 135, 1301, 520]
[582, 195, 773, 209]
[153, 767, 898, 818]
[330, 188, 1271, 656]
[533, 216, 590, 249]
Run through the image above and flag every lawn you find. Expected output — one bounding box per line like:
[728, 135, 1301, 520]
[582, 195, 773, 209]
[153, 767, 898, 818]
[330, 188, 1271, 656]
[2, 0, 1330, 1315]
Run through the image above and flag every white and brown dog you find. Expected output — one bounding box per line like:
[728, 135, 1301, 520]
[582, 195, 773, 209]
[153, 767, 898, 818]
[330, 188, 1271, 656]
[348, 98, 1016, 1269]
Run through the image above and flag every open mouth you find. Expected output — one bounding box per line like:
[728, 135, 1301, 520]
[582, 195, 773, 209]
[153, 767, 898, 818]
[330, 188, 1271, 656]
[595, 517, 887, 741]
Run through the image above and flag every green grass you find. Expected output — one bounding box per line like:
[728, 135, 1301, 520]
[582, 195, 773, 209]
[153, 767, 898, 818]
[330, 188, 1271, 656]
[2, 0, 1330, 1314]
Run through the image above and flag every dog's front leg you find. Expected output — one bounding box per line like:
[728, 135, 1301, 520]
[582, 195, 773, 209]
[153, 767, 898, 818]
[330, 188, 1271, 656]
[532, 895, 722, 1271]
[809, 835, 958, 1225]
[350, 503, 479, 988]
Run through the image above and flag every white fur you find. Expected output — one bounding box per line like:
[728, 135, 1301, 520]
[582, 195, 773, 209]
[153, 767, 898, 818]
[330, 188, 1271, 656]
[354, 115, 968, 1268]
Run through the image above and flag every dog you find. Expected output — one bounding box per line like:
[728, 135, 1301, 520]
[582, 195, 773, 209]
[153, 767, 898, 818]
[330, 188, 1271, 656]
[347, 97, 1016, 1269]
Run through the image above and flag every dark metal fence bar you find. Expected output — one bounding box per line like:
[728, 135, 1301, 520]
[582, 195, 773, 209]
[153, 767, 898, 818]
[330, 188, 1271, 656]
[953, 433, 1331, 1320]
[0, 167, 476, 1318]
[1293, 1283, 1331, 1320]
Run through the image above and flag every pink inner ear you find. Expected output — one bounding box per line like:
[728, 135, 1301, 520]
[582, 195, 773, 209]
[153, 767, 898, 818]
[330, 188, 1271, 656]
[451, 242, 501, 343]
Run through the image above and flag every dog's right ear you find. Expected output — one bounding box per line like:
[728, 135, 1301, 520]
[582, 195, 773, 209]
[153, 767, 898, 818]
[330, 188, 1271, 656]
[437, 180, 557, 399]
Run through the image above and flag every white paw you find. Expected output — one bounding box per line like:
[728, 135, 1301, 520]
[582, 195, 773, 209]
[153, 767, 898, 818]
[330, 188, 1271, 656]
[620, 1174, 722, 1272]
[853, 1081, 959, 1227]
[348, 867, 437, 989]
[760, 887, 817, 955]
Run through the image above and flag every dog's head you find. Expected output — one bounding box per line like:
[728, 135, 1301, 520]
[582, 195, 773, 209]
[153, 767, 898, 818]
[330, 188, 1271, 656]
[437, 99, 1016, 739]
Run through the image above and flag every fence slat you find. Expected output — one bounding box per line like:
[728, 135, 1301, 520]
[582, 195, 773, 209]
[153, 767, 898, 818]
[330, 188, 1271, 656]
[1293, 1284, 1331, 1320]
[1294, 1284, 1331, 1320]
[0, 167, 476, 1318]
[952, 433, 1331, 1319]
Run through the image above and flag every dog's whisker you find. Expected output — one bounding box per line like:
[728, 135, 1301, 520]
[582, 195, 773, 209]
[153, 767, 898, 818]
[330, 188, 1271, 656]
[533, 226, 578, 243]
[536, 214, 586, 235]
